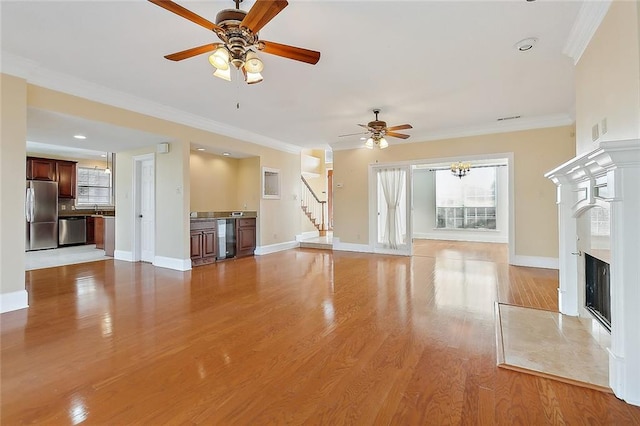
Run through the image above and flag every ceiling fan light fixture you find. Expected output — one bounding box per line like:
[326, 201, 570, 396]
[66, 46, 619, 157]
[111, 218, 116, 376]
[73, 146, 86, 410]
[213, 66, 232, 81]
[365, 138, 374, 149]
[242, 67, 263, 84]
[209, 47, 230, 70]
[244, 51, 264, 73]
[378, 138, 389, 149]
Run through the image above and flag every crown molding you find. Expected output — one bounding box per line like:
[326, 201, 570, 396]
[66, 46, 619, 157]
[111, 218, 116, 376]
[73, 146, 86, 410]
[331, 113, 574, 151]
[562, 0, 612, 65]
[0, 51, 301, 155]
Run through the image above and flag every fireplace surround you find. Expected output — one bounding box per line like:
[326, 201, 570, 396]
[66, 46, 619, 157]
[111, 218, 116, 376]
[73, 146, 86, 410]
[546, 139, 640, 406]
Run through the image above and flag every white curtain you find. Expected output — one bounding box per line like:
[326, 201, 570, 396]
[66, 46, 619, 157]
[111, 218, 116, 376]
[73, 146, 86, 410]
[379, 168, 406, 249]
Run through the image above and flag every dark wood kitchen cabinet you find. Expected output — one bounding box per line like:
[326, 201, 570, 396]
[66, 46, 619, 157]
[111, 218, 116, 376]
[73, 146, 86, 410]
[95, 216, 104, 249]
[190, 220, 217, 266]
[27, 157, 77, 198]
[85, 216, 95, 244]
[26, 157, 56, 181]
[236, 218, 256, 258]
[56, 160, 77, 199]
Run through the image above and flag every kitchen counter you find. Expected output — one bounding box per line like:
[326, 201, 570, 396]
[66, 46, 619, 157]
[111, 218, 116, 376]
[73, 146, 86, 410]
[190, 211, 257, 220]
[59, 210, 115, 217]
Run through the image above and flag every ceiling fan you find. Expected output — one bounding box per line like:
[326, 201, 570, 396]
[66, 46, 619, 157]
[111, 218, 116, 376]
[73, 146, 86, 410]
[339, 109, 413, 149]
[148, 0, 321, 84]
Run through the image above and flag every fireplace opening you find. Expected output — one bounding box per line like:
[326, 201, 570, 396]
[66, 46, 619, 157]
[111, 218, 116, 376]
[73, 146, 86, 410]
[585, 253, 611, 332]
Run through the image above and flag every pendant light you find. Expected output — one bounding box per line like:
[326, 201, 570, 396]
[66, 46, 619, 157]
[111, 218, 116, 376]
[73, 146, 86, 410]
[105, 152, 111, 174]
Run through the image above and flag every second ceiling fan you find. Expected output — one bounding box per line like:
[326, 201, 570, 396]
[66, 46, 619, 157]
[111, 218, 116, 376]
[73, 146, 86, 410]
[148, 0, 321, 84]
[340, 109, 413, 149]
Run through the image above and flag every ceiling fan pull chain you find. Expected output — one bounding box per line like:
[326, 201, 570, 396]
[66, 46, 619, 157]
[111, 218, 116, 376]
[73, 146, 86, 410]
[236, 68, 241, 109]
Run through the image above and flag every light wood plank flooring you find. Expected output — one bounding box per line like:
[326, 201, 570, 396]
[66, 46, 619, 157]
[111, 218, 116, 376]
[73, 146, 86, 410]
[2, 241, 639, 424]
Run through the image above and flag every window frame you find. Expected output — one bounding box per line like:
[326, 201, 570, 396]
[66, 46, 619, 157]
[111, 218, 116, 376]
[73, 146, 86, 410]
[76, 166, 114, 207]
[434, 167, 498, 231]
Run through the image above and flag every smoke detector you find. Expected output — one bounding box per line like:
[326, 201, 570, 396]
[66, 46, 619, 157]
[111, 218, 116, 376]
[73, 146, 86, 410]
[514, 37, 538, 52]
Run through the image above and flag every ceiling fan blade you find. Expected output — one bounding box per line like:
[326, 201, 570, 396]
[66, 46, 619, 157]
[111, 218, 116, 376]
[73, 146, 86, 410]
[386, 131, 411, 139]
[241, 0, 288, 34]
[260, 40, 321, 65]
[164, 43, 221, 61]
[357, 124, 371, 130]
[386, 124, 413, 131]
[148, 0, 221, 32]
[338, 131, 369, 138]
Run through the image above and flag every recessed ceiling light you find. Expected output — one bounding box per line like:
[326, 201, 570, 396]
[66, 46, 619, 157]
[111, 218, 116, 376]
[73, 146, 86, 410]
[514, 37, 538, 52]
[223, 152, 231, 156]
[100, 154, 106, 157]
[360, 137, 367, 141]
[197, 148, 205, 151]
[74, 134, 86, 140]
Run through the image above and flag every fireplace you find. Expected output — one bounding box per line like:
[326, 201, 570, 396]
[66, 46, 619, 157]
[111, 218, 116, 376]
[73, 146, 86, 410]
[585, 253, 611, 332]
[546, 139, 640, 406]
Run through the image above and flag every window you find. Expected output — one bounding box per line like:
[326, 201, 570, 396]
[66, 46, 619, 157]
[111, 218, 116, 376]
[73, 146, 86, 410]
[77, 167, 112, 206]
[435, 167, 497, 229]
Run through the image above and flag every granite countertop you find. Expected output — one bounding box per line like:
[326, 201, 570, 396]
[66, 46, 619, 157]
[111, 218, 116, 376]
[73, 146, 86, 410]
[190, 211, 257, 220]
[59, 210, 116, 217]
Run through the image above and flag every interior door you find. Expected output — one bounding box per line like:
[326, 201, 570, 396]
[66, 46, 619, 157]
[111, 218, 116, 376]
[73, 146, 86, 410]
[370, 165, 413, 256]
[139, 158, 155, 262]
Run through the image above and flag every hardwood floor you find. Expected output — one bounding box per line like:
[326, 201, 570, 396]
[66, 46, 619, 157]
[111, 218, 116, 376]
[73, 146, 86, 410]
[2, 242, 639, 424]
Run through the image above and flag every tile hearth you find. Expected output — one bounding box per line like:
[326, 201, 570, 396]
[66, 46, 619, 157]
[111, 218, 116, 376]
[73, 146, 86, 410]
[497, 303, 610, 391]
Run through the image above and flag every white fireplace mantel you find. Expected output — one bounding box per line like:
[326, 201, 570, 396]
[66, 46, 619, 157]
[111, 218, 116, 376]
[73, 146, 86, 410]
[545, 139, 640, 406]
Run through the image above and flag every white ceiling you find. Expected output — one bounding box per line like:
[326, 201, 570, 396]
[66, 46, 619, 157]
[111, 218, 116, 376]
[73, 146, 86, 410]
[2, 0, 581, 155]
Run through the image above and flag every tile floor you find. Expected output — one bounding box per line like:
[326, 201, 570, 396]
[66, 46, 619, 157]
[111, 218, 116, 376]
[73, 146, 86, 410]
[299, 232, 333, 249]
[497, 303, 610, 389]
[25, 244, 111, 271]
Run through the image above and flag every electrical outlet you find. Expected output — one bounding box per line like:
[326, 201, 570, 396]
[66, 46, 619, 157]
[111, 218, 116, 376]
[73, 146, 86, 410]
[592, 123, 599, 142]
[601, 118, 608, 135]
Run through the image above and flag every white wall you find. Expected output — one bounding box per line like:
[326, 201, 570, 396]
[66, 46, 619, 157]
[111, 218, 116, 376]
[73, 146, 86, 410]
[413, 165, 509, 243]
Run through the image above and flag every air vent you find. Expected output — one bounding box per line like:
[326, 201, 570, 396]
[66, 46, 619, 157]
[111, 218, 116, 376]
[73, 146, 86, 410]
[497, 115, 522, 121]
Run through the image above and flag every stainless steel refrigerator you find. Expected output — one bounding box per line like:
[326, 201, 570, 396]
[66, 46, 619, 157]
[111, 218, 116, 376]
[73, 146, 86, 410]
[26, 180, 58, 251]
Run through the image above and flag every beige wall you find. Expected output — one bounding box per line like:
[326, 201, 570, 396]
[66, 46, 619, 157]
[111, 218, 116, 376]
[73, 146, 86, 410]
[237, 157, 260, 211]
[190, 151, 240, 212]
[333, 126, 575, 258]
[0, 74, 27, 301]
[259, 151, 301, 246]
[575, 0, 640, 155]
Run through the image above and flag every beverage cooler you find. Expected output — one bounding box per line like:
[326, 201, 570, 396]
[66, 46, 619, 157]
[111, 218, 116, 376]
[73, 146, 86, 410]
[216, 219, 236, 260]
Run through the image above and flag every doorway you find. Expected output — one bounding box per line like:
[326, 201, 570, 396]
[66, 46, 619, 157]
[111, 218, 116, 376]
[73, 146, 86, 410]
[369, 164, 413, 256]
[133, 154, 155, 263]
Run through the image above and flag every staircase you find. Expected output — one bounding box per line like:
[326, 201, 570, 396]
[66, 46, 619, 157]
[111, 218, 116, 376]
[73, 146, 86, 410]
[301, 176, 327, 236]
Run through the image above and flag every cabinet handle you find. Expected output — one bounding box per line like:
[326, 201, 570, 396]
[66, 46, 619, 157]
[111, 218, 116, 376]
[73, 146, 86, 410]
[571, 251, 582, 256]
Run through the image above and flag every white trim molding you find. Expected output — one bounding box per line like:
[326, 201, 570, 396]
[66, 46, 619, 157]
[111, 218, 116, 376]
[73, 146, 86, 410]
[414, 233, 508, 244]
[296, 231, 320, 242]
[0, 290, 29, 313]
[254, 240, 299, 256]
[114, 250, 134, 262]
[332, 238, 372, 254]
[509, 255, 559, 270]
[563, 0, 612, 65]
[153, 256, 191, 271]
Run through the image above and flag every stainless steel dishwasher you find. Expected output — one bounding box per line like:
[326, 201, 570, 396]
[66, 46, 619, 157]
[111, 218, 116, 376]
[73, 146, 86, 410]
[59, 217, 87, 246]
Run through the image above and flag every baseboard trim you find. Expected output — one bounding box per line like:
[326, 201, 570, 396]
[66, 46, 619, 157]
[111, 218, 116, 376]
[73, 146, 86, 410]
[114, 250, 134, 262]
[0, 290, 29, 313]
[332, 238, 372, 253]
[296, 231, 319, 242]
[153, 256, 191, 271]
[255, 241, 299, 256]
[413, 233, 508, 244]
[510, 255, 559, 270]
